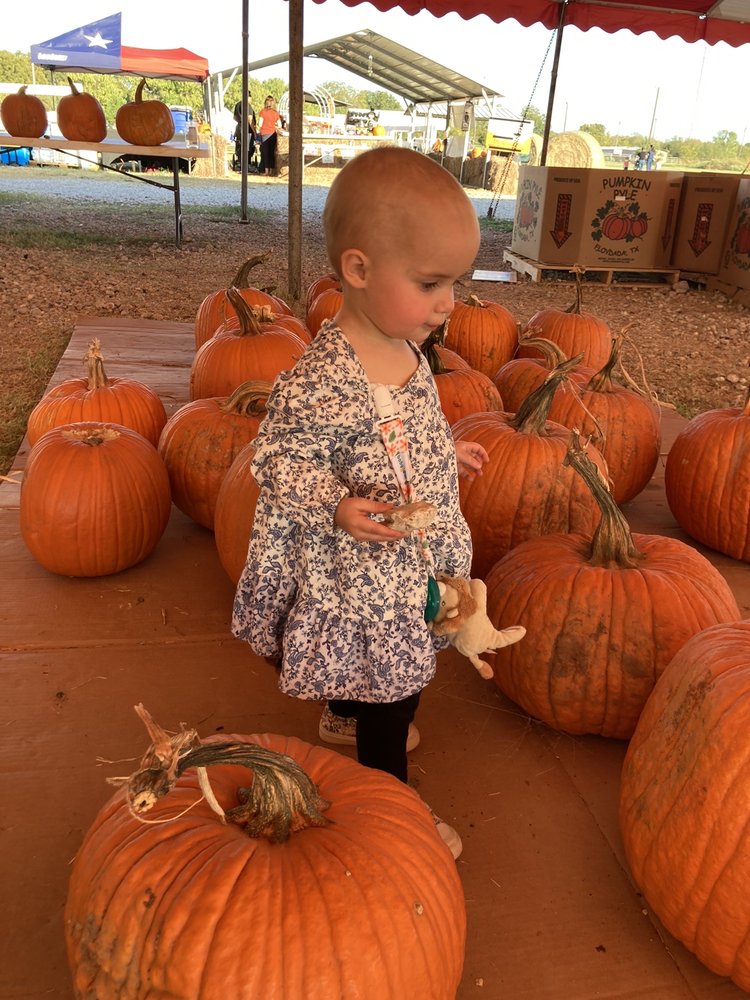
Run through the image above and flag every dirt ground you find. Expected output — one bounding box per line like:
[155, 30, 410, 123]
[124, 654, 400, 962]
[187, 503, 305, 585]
[1, 180, 749, 477]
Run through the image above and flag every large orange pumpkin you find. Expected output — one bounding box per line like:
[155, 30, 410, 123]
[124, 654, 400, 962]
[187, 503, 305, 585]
[57, 77, 107, 142]
[619, 621, 750, 991]
[517, 274, 612, 371]
[0, 84, 47, 138]
[26, 338, 167, 448]
[421, 331, 504, 424]
[20, 422, 171, 577]
[443, 294, 517, 377]
[453, 358, 607, 578]
[115, 78, 175, 146]
[194, 256, 293, 349]
[546, 335, 662, 504]
[664, 387, 750, 562]
[305, 271, 339, 315]
[306, 285, 344, 336]
[214, 441, 261, 584]
[484, 434, 740, 739]
[190, 289, 306, 400]
[65, 709, 466, 999]
[158, 381, 269, 531]
[493, 335, 592, 413]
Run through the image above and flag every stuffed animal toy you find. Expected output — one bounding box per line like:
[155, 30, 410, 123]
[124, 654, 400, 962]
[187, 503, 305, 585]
[432, 575, 526, 679]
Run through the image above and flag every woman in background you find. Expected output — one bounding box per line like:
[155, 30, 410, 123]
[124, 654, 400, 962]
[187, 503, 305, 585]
[257, 95, 282, 175]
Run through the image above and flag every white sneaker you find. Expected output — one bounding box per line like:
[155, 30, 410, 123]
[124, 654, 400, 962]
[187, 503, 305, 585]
[318, 705, 420, 751]
[428, 808, 463, 860]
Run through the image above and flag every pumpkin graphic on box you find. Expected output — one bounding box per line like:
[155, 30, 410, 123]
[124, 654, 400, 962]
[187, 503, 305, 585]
[592, 199, 649, 242]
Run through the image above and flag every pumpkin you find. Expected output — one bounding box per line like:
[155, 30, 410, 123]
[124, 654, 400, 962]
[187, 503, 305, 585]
[306, 284, 344, 336]
[26, 338, 167, 448]
[493, 334, 592, 413]
[194, 255, 293, 349]
[421, 330, 503, 424]
[546, 334, 662, 504]
[20, 422, 171, 577]
[190, 288, 306, 400]
[158, 381, 269, 531]
[484, 433, 741, 739]
[452, 357, 607, 578]
[65, 706, 466, 999]
[305, 271, 340, 315]
[0, 84, 47, 138]
[443, 294, 517, 377]
[115, 78, 175, 146]
[619, 621, 750, 991]
[517, 272, 612, 371]
[214, 441, 261, 584]
[664, 387, 750, 562]
[57, 77, 107, 142]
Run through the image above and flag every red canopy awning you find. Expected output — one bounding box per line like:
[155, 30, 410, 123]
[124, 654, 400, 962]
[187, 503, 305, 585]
[312, 0, 750, 47]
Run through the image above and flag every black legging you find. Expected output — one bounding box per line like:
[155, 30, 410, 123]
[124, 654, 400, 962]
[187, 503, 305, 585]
[328, 692, 421, 783]
[258, 131, 277, 174]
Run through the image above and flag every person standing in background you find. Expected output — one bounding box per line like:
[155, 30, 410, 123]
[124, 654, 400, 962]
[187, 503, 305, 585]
[257, 95, 282, 176]
[232, 98, 256, 173]
[646, 144, 656, 170]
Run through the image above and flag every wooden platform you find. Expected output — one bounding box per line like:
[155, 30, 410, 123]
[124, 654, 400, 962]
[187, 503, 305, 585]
[503, 249, 681, 288]
[2, 318, 749, 1000]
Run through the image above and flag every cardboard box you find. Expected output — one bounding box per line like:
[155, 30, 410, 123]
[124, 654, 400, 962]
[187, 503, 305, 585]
[512, 166, 684, 269]
[511, 165, 588, 264]
[716, 176, 750, 291]
[670, 172, 741, 274]
[578, 169, 684, 268]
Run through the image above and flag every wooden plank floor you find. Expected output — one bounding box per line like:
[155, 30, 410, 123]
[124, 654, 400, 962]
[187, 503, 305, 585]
[1, 319, 748, 1000]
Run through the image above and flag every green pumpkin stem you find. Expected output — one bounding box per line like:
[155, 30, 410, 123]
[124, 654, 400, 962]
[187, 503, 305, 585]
[510, 354, 584, 434]
[83, 338, 110, 390]
[563, 429, 642, 568]
[108, 704, 330, 842]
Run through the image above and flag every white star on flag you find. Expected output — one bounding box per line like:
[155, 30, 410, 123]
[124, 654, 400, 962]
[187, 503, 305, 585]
[82, 32, 113, 50]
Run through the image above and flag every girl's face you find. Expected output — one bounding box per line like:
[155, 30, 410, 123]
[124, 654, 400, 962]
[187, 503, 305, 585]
[359, 216, 479, 344]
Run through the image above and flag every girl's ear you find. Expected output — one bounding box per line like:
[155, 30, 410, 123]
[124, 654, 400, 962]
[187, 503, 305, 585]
[339, 248, 368, 288]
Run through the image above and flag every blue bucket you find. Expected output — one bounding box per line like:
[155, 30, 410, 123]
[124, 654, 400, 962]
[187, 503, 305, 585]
[169, 108, 192, 134]
[0, 146, 31, 166]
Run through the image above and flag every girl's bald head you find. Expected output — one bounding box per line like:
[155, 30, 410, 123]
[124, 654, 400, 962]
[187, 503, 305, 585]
[323, 147, 479, 275]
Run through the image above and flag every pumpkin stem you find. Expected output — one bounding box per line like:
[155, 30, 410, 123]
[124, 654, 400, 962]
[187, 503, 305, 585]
[510, 354, 584, 435]
[231, 254, 270, 288]
[134, 78, 147, 103]
[565, 267, 585, 315]
[585, 334, 621, 393]
[563, 429, 643, 568]
[464, 293, 486, 309]
[421, 324, 449, 374]
[220, 379, 272, 416]
[743, 384, 750, 417]
[109, 704, 330, 843]
[226, 287, 263, 336]
[83, 338, 110, 390]
[517, 330, 569, 368]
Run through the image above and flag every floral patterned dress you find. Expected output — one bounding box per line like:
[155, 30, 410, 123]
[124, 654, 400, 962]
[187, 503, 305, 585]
[232, 321, 472, 703]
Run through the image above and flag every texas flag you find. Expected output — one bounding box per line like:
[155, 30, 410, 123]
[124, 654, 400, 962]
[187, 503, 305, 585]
[31, 13, 123, 74]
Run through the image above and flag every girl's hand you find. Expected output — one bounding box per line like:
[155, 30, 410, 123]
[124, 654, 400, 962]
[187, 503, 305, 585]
[455, 440, 489, 480]
[334, 497, 406, 542]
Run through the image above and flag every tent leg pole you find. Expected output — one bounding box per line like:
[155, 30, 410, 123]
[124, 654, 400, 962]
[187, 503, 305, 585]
[540, 0, 568, 165]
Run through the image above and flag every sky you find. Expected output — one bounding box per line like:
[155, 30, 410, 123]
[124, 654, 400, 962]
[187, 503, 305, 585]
[2, 0, 748, 143]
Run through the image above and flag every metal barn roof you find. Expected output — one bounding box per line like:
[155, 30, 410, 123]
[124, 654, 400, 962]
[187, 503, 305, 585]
[231, 28, 502, 106]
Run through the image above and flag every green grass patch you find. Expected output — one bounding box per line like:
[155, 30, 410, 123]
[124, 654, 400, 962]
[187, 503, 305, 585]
[478, 216, 514, 233]
[0, 223, 156, 250]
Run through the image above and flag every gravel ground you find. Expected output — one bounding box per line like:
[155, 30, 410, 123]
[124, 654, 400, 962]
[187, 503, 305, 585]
[0, 164, 517, 218]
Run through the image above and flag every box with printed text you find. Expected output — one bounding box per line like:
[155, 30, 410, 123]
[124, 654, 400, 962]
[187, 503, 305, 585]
[670, 172, 740, 274]
[715, 176, 750, 291]
[511, 166, 589, 265]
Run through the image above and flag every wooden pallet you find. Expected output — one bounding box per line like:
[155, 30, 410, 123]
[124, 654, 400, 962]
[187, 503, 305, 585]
[503, 250, 680, 288]
[705, 275, 750, 307]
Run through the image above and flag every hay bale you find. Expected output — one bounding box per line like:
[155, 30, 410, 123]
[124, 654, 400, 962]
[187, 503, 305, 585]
[545, 131, 605, 168]
[527, 133, 544, 166]
[488, 156, 519, 196]
[193, 135, 230, 178]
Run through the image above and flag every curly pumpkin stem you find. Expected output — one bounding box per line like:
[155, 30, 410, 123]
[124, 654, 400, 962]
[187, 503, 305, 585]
[510, 354, 584, 435]
[230, 253, 270, 287]
[563, 429, 642, 568]
[517, 331, 569, 368]
[226, 286, 263, 336]
[83, 338, 110, 390]
[565, 266, 586, 314]
[220, 379, 272, 416]
[108, 704, 330, 843]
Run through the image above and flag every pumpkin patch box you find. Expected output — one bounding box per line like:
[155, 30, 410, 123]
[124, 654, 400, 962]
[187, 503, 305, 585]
[578, 168, 684, 268]
[511, 165, 590, 265]
[670, 172, 740, 275]
[715, 176, 750, 291]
